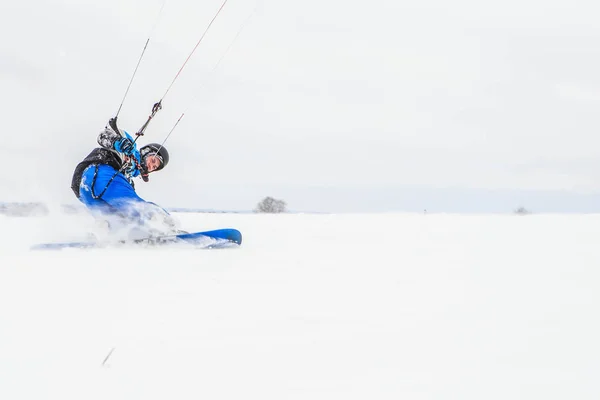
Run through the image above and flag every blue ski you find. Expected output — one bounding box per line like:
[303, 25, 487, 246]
[31, 228, 242, 250]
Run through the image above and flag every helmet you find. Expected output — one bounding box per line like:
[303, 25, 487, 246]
[140, 143, 169, 171]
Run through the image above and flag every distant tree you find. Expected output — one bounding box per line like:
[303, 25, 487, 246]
[0, 202, 49, 217]
[255, 196, 287, 213]
[514, 206, 531, 215]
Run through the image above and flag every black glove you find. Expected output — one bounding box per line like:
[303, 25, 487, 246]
[114, 137, 135, 155]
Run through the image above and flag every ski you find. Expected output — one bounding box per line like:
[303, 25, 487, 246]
[31, 228, 242, 250]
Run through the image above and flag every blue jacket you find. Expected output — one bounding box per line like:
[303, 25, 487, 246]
[71, 125, 167, 224]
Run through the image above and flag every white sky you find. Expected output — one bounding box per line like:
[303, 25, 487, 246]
[2, 0, 600, 212]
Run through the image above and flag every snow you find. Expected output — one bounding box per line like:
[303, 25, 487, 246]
[0, 211, 599, 399]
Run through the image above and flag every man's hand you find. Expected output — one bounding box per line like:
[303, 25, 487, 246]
[114, 137, 135, 155]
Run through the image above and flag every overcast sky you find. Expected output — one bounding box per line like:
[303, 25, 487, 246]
[2, 0, 600, 212]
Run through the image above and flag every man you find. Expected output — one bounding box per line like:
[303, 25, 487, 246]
[71, 118, 178, 238]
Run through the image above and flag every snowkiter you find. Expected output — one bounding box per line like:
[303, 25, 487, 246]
[70, 118, 178, 236]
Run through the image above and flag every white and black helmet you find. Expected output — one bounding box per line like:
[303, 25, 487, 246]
[140, 143, 169, 171]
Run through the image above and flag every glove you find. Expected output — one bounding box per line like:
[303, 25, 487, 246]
[114, 137, 135, 155]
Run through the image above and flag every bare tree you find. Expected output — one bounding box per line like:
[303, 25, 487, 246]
[514, 206, 531, 215]
[254, 197, 287, 213]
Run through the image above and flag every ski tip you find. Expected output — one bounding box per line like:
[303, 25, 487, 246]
[176, 228, 242, 245]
